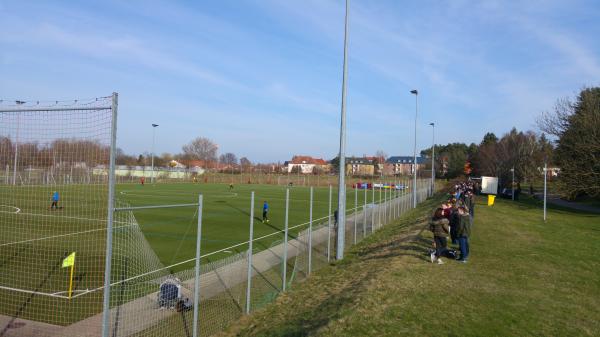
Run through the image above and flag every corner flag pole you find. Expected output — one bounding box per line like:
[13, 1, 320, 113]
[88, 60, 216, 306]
[62, 252, 76, 299]
[68, 264, 75, 299]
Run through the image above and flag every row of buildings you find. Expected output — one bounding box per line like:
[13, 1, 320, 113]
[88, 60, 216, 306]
[284, 155, 428, 176]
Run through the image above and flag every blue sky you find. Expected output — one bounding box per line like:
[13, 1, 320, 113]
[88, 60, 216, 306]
[1, 0, 599, 162]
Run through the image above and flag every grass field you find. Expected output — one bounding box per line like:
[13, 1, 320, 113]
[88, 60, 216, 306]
[117, 182, 381, 267]
[220, 193, 600, 337]
[0, 181, 406, 325]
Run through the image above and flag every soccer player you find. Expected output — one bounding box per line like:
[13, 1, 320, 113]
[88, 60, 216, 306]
[229, 183, 234, 190]
[140, 177, 145, 185]
[262, 201, 269, 223]
[49, 191, 60, 210]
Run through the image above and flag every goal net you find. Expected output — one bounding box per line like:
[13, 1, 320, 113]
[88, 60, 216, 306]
[0, 96, 125, 335]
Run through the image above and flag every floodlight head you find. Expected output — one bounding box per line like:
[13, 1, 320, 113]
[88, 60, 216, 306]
[152, 124, 159, 127]
[429, 122, 435, 126]
[410, 89, 418, 95]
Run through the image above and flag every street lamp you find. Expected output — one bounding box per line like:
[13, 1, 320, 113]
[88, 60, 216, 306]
[543, 160, 547, 221]
[410, 89, 418, 208]
[429, 122, 435, 194]
[151, 123, 159, 184]
[510, 166, 515, 201]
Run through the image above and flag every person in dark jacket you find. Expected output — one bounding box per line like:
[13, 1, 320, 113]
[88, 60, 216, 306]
[429, 208, 450, 264]
[456, 206, 472, 263]
[465, 191, 475, 218]
[449, 204, 460, 245]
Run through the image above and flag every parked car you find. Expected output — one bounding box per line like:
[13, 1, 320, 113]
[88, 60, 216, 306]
[499, 188, 513, 199]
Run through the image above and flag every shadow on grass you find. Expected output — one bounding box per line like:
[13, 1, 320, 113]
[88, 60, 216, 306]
[240, 268, 373, 337]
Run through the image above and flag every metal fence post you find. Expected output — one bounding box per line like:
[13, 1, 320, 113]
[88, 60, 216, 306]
[354, 186, 357, 244]
[371, 182, 375, 232]
[245, 192, 254, 314]
[101, 92, 118, 337]
[282, 188, 289, 291]
[308, 187, 313, 274]
[192, 195, 203, 337]
[386, 187, 389, 223]
[378, 183, 382, 228]
[363, 187, 367, 237]
[327, 185, 332, 262]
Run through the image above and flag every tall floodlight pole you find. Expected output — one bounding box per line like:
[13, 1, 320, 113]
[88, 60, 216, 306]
[336, 0, 350, 260]
[429, 122, 435, 194]
[410, 90, 419, 208]
[151, 124, 159, 183]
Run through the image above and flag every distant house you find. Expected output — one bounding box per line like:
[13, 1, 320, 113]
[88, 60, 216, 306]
[541, 166, 560, 178]
[286, 155, 329, 174]
[346, 157, 375, 176]
[385, 156, 426, 175]
[168, 160, 186, 169]
[186, 160, 207, 174]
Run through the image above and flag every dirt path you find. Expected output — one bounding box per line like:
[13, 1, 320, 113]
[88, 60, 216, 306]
[534, 193, 600, 214]
[0, 314, 62, 337]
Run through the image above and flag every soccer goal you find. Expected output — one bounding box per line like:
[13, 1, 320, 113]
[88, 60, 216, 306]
[0, 95, 120, 335]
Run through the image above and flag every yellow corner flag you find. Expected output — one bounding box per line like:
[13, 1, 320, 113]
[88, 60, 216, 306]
[62, 252, 76, 299]
[62, 252, 76, 268]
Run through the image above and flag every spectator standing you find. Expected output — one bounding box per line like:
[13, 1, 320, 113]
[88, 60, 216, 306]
[429, 208, 450, 264]
[456, 206, 472, 263]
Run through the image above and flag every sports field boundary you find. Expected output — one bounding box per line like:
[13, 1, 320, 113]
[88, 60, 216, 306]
[38, 191, 416, 337]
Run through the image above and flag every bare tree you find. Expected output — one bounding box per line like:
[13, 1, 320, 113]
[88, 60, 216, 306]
[219, 152, 238, 165]
[182, 137, 218, 167]
[240, 157, 252, 171]
[375, 150, 387, 163]
[536, 98, 572, 139]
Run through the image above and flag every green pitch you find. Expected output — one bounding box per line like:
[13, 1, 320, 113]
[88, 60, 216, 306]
[0, 181, 394, 325]
[117, 182, 377, 269]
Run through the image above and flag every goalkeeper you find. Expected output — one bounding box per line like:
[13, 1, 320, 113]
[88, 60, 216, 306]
[49, 191, 60, 210]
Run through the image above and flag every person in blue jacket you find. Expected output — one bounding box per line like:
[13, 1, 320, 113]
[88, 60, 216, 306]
[262, 201, 269, 223]
[50, 191, 60, 210]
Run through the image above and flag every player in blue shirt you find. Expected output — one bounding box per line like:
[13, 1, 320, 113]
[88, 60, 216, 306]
[262, 201, 269, 223]
[50, 191, 60, 210]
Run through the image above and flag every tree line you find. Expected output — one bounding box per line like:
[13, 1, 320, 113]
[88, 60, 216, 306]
[421, 87, 599, 199]
[116, 136, 254, 172]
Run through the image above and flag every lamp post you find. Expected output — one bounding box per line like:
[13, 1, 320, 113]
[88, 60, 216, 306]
[543, 161, 547, 221]
[410, 89, 418, 208]
[151, 124, 159, 184]
[511, 166, 515, 201]
[429, 122, 435, 194]
[336, 0, 350, 260]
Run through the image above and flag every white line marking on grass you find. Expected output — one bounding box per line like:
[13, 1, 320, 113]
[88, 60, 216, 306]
[0, 210, 128, 224]
[0, 223, 137, 247]
[51, 289, 89, 296]
[0, 205, 21, 214]
[0, 285, 69, 299]
[120, 190, 238, 198]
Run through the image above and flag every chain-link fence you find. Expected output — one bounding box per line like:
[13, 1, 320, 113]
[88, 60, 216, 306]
[0, 94, 435, 337]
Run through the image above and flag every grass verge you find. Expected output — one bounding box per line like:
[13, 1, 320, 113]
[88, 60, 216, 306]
[218, 193, 600, 337]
